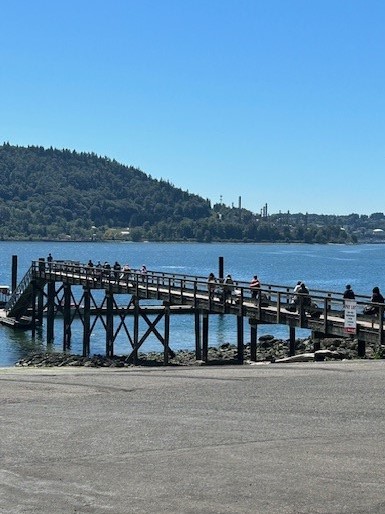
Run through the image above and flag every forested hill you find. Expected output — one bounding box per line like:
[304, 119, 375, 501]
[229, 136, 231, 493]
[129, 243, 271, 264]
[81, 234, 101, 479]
[0, 143, 212, 240]
[0, 143, 382, 243]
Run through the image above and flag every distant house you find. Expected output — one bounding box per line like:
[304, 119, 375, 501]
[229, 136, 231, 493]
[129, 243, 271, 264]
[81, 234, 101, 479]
[373, 228, 385, 237]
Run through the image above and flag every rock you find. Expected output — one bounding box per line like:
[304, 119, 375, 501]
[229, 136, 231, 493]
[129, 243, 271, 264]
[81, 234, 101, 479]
[314, 349, 335, 361]
[274, 353, 315, 363]
[259, 334, 275, 341]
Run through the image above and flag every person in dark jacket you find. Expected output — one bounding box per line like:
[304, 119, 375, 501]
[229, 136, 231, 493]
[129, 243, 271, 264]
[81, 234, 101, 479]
[371, 286, 384, 313]
[364, 286, 385, 316]
[343, 284, 355, 299]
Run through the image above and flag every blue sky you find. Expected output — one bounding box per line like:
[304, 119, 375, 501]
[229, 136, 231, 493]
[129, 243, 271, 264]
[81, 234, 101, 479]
[1, 0, 384, 215]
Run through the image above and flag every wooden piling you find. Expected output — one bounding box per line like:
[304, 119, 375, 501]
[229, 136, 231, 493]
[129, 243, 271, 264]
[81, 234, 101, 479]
[289, 326, 296, 356]
[202, 311, 209, 362]
[106, 287, 114, 358]
[63, 284, 72, 351]
[46, 281, 55, 344]
[37, 284, 44, 326]
[11, 255, 17, 293]
[237, 315, 244, 364]
[357, 339, 366, 357]
[250, 321, 257, 362]
[194, 310, 201, 360]
[218, 256, 224, 281]
[164, 304, 170, 365]
[31, 280, 37, 338]
[83, 287, 91, 356]
[133, 296, 139, 365]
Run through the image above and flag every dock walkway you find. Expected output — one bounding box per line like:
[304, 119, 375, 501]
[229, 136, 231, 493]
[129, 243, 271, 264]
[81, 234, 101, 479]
[1, 259, 384, 361]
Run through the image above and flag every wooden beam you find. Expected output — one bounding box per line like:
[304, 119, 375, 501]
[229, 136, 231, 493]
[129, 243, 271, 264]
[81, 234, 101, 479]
[250, 321, 257, 362]
[83, 287, 91, 357]
[237, 315, 244, 364]
[195, 310, 201, 360]
[46, 281, 55, 344]
[289, 326, 296, 356]
[106, 288, 114, 358]
[63, 284, 72, 351]
[164, 304, 170, 365]
[202, 311, 209, 363]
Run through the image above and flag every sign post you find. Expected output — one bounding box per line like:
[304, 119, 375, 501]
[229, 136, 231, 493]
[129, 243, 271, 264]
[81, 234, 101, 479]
[344, 300, 357, 334]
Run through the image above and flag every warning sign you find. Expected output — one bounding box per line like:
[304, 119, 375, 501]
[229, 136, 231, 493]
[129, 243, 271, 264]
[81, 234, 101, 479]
[344, 300, 357, 334]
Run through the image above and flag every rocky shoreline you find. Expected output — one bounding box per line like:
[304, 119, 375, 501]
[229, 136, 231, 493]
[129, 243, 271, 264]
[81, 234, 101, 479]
[14, 335, 385, 368]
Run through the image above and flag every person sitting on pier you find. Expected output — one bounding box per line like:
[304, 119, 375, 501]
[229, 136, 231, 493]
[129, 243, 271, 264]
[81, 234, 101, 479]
[295, 282, 311, 312]
[120, 263, 131, 279]
[291, 281, 302, 303]
[207, 272, 217, 300]
[286, 281, 303, 311]
[249, 275, 261, 302]
[364, 286, 385, 316]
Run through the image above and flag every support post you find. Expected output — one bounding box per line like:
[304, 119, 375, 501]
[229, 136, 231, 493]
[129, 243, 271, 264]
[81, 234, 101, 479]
[378, 305, 384, 353]
[63, 284, 72, 351]
[299, 297, 306, 327]
[218, 256, 224, 281]
[202, 311, 209, 363]
[37, 284, 44, 326]
[133, 296, 139, 365]
[164, 304, 170, 365]
[250, 321, 257, 362]
[312, 330, 322, 352]
[11, 255, 18, 293]
[194, 310, 201, 360]
[106, 287, 114, 358]
[46, 281, 55, 344]
[83, 287, 91, 357]
[357, 339, 366, 358]
[289, 326, 296, 356]
[31, 280, 37, 338]
[237, 315, 244, 364]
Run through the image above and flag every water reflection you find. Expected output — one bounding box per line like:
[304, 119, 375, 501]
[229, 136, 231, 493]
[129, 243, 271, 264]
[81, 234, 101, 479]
[1, 327, 45, 366]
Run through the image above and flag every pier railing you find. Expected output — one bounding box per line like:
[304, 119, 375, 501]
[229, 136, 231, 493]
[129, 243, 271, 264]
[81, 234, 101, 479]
[26, 259, 383, 323]
[5, 265, 34, 315]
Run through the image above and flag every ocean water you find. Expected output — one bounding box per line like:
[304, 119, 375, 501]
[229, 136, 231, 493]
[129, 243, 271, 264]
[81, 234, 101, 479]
[1, 241, 384, 366]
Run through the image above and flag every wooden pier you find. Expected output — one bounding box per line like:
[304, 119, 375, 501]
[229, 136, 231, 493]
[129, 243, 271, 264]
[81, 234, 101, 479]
[1, 258, 384, 364]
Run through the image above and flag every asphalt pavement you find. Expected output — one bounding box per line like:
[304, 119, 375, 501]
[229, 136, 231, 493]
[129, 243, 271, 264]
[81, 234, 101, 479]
[1, 360, 385, 513]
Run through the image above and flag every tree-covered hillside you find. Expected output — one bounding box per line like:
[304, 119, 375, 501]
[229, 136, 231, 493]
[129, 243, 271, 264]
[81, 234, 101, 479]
[0, 143, 211, 240]
[0, 143, 383, 243]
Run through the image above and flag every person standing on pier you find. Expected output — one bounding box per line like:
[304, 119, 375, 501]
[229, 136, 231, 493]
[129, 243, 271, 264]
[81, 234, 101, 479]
[140, 265, 147, 282]
[113, 261, 121, 280]
[207, 272, 217, 300]
[47, 253, 53, 270]
[223, 274, 235, 302]
[343, 284, 355, 299]
[249, 275, 260, 302]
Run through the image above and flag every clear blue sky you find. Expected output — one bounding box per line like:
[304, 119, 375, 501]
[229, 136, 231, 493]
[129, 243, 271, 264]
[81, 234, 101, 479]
[1, 0, 384, 215]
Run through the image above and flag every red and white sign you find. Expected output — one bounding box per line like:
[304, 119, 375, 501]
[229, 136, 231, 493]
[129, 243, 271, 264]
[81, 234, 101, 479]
[344, 300, 357, 334]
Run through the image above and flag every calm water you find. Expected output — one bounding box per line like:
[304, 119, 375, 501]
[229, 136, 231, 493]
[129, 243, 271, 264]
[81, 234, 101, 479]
[1, 241, 384, 366]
